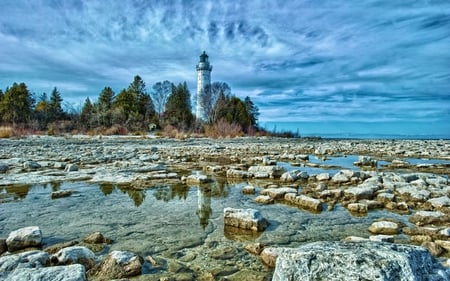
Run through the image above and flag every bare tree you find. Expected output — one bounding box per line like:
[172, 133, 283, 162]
[202, 82, 231, 122]
[151, 80, 172, 117]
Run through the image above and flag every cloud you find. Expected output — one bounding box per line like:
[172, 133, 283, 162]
[0, 0, 449, 130]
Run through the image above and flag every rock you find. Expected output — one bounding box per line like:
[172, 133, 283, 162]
[88, 250, 142, 279]
[369, 235, 395, 243]
[331, 171, 350, 184]
[397, 185, 431, 202]
[248, 165, 286, 179]
[226, 169, 251, 178]
[280, 171, 299, 182]
[83, 232, 110, 244]
[272, 241, 450, 281]
[409, 211, 448, 226]
[53, 162, 66, 169]
[344, 183, 379, 201]
[316, 173, 330, 181]
[244, 243, 266, 255]
[64, 164, 79, 172]
[0, 239, 7, 255]
[0, 163, 8, 173]
[51, 246, 96, 270]
[23, 160, 41, 170]
[343, 236, 369, 242]
[44, 241, 79, 255]
[435, 240, 450, 252]
[410, 235, 433, 243]
[1, 264, 86, 281]
[260, 187, 297, 199]
[422, 242, 444, 257]
[0, 250, 49, 272]
[439, 228, 450, 237]
[353, 156, 377, 167]
[347, 203, 368, 214]
[284, 194, 322, 212]
[183, 174, 209, 184]
[241, 185, 255, 195]
[262, 156, 276, 166]
[260, 247, 287, 268]
[51, 190, 73, 199]
[223, 208, 268, 231]
[376, 192, 395, 203]
[254, 195, 274, 204]
[6, 226, 42, 252]
[428, 196, 450, 208]
[368, 221, 399, 235]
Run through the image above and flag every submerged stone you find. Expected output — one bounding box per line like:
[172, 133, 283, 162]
[223, 208, 268, 231]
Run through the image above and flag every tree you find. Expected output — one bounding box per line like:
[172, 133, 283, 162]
[202, 82, 231, 123]
[113, 88, 135, 122]
[128, 75, 156, 122]
[244, 96, 259, 127]
[80, 98, 94, 130]
[0, 82, 34, 125]
[151, 80, 172, 117]
[48, 87, 64, 122]
[35, 93, 50, 129]
[164, 82, 193, 130]
[97, 86, 115, 127]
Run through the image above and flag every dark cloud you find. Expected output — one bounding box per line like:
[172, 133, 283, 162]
[0, 0, 448, 131]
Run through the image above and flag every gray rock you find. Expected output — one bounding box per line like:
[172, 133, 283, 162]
[344, 183, 380, 201]
[0, 250, 49, 272]
[2, 264, 86, 281]
[280, 170, 299, 182]
[241, 185, 255, 195]
[284, 194, 322, 212]
[272, 241, 450, 281]
[316, 173, 330, 181]
[354, 156, 377, 167]
[368, 221, 400, 235]
[254, 195, 274, 204]
[88, 250, 142, 279]
[226, 169, 251, 178]
[23, 160, 41, 170]
[260, 187, 297, 199]
[223, 208, 268, 231]
[51, 246, 96, 270]
[64, 164, 79, 172]
[183, 174, 209, 184]
[331, 172, 350, 184]
[347, 203, 368, 214]
[428, 196, 450, 208]
[369, 235, 395, 243]
[409, 211, 448, 226]
[0, 163, 8, 173]
[6, 226, 42, 252]
[248, 165, 286, 179]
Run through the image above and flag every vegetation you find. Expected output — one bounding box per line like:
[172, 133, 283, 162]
[0, 75, 281, 138]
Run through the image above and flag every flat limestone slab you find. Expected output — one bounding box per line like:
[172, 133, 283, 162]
[223, 208, 268, 231]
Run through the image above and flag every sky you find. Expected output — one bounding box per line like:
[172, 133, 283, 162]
[0, 0, 449, 136]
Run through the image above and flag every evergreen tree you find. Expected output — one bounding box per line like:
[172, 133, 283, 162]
[113, 88, 135, 122]
[244, 96, 259, 126]
[128, 75, 156, 122]
[48, 87, 64, 122]
[97, 86, 115, 127]
[164, 82, 193, 130]
[0, 82, 34, 125]
[80, 97, 94, 130]
[35, 93, 50, 129]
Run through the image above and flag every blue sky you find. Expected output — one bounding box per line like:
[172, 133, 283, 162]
[0, 0, 449, 132]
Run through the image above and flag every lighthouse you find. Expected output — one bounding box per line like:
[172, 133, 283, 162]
[196, 51, 212, 121]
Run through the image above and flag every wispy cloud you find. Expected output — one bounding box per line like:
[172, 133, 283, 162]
[0, 0, 449, 128]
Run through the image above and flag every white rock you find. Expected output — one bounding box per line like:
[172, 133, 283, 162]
[368, 221, 399, 235]
[428, 196, 450, 208]
[51, 246, 96, 270]
[223, 208, 268, 231]
[6, 226, 42, 252]
[2, 264, 86, 281]
[260, 187, 297, 199]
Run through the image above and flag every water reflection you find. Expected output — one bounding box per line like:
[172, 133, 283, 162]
[153, 184, 190, 202]
[197, 187, 212, 229]
[1, 184, 31, 200]
[99, 183, 146, 207]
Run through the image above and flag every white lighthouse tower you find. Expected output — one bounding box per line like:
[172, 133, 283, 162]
[196, 51, 212, 121]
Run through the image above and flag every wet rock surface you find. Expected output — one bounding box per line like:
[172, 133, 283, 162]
[0, 136, 449, 279]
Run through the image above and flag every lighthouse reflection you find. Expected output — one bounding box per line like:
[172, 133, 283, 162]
[197, 187, 212, 229]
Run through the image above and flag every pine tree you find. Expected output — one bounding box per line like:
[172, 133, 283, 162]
[0, 82, 34, 125]
[164, 82, 193, 130]
[80, 98, 94, 129]
[244, 96, 259, 126]
[97, 86, 115, 127]
[35, 93, 50, 129]
[49, 87, 64, 122]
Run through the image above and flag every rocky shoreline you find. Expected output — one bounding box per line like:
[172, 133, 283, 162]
[1, 135, 450, 280]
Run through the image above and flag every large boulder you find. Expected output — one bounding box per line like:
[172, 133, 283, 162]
[0, 250, 49, 272]
[6, 226, 42, 252]
[272, 241, 450, 281]
[1, 264, 86, 281]
[223, 208, 268, 231]
[51, 246, 96, 270]
[88, 250, 142, 279]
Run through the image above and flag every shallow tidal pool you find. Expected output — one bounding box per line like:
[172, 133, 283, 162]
[0, 177, 414, 277]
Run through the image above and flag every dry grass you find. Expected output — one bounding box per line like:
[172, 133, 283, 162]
[0, 126, 15, 138]
[204, 119, 243, 138]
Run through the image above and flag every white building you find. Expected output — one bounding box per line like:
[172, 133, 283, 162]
[196, 51, 212, 121]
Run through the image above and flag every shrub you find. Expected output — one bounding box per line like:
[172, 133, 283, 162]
[204, 119, 243, 138]
[0, 126, 15, 138]
[104, 125, 129, 135]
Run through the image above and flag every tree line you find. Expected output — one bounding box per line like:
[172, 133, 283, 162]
[0, 75, 260, 136]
